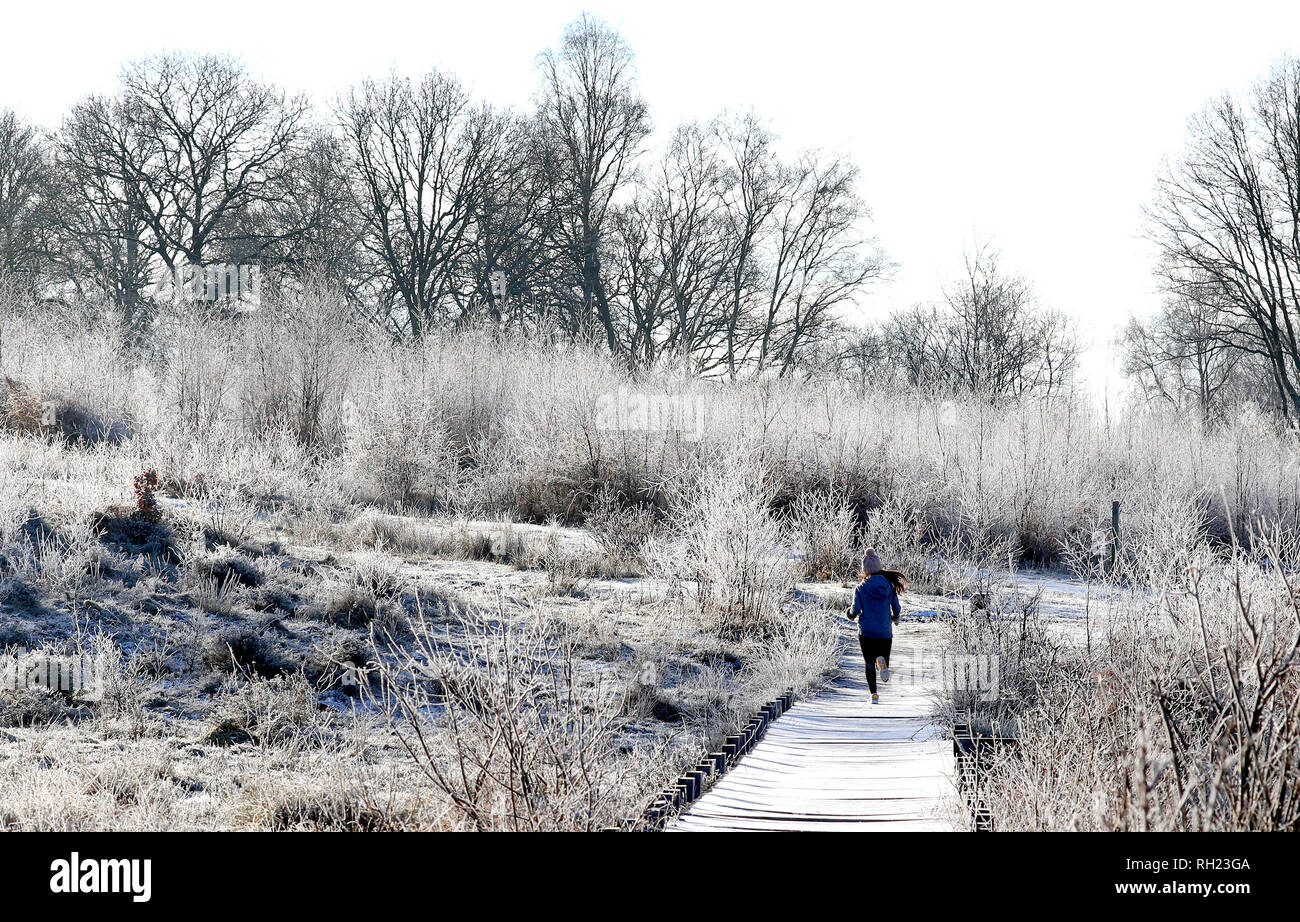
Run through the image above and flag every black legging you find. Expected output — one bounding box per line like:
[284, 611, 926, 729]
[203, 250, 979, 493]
[858, 636, 893, 694]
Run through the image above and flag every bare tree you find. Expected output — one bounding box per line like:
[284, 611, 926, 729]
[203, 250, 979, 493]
[944, 245, 1074, 396]
[1148, 56, 1300, 416]
[234, 128, 366, 299]
[0, 110, 55, 290]
[52, 53, 305, 319]
[456, 115, 562, 330]
[88, 54, 303, 267]
[51, 101, 156, 318]
[716, 112, 782, 378]
[613, 121, 734, 370]
[611, 190, 670, 363]
[1121, 294, 1266, 420]
[755, 154, 887, 376]
[535, 14, 650, 354]
[882, 302, 949, 390]
[884, 245, 1078, 398]
[796, 324, 890, 391]
[341, 70, 506, 338]
[608, 113, 885, 376]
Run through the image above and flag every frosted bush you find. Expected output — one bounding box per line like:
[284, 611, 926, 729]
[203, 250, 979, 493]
[2, 300, 1300, 584]
[346, 380, 463, 511]
[786, 490, 857, 580]
[648, 444, 797, 634]
[232, 281, 363, 448]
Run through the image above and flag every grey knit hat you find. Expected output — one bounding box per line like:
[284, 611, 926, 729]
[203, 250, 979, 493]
[862, 548, 884, 574]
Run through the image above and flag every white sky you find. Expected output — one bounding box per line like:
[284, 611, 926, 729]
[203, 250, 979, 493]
[5, 0, 1300, 396]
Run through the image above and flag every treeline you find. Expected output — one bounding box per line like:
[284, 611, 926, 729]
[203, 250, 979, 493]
[0, 15, 1090, 392]
[12, 24, 1300, 412]
[837, 244, 1078, 399]
[0, 16, 890, 377]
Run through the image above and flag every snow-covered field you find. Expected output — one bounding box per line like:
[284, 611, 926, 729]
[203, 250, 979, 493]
[3, 309, 1298, 831]
[0, 497, 848, 830]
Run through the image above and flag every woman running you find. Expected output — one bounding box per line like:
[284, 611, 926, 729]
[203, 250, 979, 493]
[848, 548, 906, 705]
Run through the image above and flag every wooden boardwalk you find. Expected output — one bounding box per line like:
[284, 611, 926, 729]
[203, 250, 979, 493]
[669, 623, 958, 831]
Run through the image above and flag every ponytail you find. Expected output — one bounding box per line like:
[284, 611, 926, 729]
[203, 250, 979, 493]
[881, 569, 908, 594]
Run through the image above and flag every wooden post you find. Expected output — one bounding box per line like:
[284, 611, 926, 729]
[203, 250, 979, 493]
[1110, 500, 1120, 573]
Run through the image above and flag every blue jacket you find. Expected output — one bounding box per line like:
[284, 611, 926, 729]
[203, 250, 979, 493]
[852, 574, 899, 638]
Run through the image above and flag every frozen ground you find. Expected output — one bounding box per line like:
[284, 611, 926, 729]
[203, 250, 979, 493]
[0, 452, 1120, 830]
[0, 504, 846, 830]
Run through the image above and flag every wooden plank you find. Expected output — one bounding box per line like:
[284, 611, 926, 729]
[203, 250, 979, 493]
[668, 623, 959, 832]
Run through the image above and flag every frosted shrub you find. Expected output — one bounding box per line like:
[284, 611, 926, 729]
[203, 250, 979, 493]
[861, 496, 927, 581]
[149, 422, 321, 513]
[211, 672, 321, 747]
[476, 349, 627, 519]
[347, 383, 463, 511]
[0, 309, 140, 445]
[786, 490, 857, 580]
[8, 518, 104, 600]
[157, 306, 236, 432]
[0, 376, 45, 435]
[1112, 481, 1210, 586]
[372, 604, 633, 831]
[649, 445, 797, 634]
[964, 542, 1300, 830]
[862, 495, 1016, 595]
[739, 604, 842, 700]
[583, 485, 657, 574]
[0, 480, 28, 604]
[234, 282, 362, 448]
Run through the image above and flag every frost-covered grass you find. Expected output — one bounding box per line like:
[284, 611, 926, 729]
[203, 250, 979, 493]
[4, 293, 1300, 829]
[0, 498, 844, 829]
[6, 295, 1299, 570]
[945, 531, 1300, 831]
